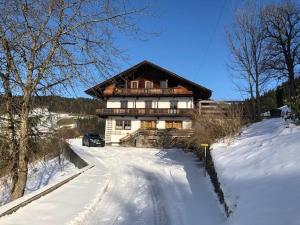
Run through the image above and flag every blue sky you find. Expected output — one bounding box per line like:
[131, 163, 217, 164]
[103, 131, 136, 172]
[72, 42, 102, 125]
[80, 0, 277, 100]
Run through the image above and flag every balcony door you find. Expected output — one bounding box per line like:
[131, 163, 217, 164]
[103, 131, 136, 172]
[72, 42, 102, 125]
[120, 100, 128, 109]
[170, 100, 178, 114]
[141, 120, 156, 129]
[145, 100, 153, 109]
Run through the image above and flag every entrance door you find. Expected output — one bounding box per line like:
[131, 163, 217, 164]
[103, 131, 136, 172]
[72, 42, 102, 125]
[141, 120, 156, 129]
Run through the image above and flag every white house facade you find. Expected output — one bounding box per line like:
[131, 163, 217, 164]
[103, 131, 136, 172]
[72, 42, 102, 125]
[86, 61, 212, 146]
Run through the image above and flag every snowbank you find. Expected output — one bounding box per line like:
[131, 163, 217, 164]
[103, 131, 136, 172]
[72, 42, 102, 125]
[0, 156, 77, 206]
[211, 118, 300, 225]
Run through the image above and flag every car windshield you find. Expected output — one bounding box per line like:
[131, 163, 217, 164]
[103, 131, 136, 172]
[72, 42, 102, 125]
[89, 134, 100, 139]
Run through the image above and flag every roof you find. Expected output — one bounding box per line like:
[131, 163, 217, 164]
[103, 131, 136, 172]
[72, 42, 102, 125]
[85, 60, 212, 99]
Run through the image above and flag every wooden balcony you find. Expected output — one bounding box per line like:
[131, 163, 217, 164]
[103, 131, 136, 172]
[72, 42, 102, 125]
[96, 108, 194, 117]
[103, 88, 193, 97]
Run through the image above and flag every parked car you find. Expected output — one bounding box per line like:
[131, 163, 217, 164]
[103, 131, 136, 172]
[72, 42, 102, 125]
[82, 133, 105, 147]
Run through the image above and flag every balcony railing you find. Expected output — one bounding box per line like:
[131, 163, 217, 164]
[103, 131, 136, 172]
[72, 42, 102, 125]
[104, 88, 193, 96]
[96, 108, 194, 117]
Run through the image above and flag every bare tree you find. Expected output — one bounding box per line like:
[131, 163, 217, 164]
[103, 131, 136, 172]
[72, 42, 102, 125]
[227, 1, 269, 120]
[0, 52, 20, 195]
[0, 0, 149, 199]
[261, 0, 300, 99]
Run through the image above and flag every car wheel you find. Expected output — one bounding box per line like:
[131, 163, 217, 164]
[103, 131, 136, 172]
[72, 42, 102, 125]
[87, 141, 91, 147]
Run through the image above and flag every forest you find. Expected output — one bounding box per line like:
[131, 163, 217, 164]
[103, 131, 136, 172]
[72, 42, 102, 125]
[0, 96, 105, 115]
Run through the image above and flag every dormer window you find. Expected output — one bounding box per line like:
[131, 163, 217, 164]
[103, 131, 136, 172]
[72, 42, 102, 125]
[131, 80, 139, 88]
[160, 80, 168, 88]
[145, 81, 153, 89]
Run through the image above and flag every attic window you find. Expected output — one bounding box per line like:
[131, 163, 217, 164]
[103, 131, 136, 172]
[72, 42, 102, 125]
[131, 80, 139, 88]
[145, 81, 153, 89]
[160, 80, 168, 88]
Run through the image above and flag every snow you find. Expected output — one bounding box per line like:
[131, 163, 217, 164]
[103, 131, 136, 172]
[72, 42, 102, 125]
[1, 118, 299, 225]
[279, 105, 291, 114]
[0, 139, 225, 225]
[211, 118, 300, 225]
[0, 156, 77, 206]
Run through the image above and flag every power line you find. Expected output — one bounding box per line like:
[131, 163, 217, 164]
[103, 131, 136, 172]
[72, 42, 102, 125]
[197, 0, 227, 74]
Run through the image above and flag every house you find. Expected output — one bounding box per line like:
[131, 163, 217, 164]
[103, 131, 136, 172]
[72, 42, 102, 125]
[85, 60, 212, 146]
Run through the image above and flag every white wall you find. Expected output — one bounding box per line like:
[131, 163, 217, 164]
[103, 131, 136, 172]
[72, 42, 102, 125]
[106, 97, 194, 109]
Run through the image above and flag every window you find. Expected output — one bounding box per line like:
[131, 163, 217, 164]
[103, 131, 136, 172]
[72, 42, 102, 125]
[145, 100, 152, 109]
[120, 100, 128, 109]
[141, 120, 156, 129]
[166, 121, 182, 129]
[116, 120, 123, 130]
[170, 100, 178, 109]
[124, 120, 131, 130]
[115, 120, 131, 130]
[131, 80, 139, 88]
[160, 80, 168, 88]
[145, 81, 153, 89]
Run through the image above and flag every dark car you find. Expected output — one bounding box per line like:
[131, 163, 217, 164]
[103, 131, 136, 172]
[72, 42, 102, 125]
[82, 133, 105, 147]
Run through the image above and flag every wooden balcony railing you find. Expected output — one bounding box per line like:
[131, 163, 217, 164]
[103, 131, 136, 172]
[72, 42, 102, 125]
[96, 108, 194, 117]
[104, 88, 193, 96]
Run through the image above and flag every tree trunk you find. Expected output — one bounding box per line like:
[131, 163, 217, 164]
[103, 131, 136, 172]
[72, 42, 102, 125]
[11, 94, 30, 200]
[2, 74, 20, 196]
[2, 76, 17, 156]
[255, 77, 261, 120]
[248, 75, 256, 121]
[288, 72, 296, 99]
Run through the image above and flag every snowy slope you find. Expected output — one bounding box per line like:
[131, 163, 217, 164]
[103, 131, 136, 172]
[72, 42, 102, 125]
[0, 156, 77, 206]
[0, 140, 225, 225]
[211, 118, 300, 225]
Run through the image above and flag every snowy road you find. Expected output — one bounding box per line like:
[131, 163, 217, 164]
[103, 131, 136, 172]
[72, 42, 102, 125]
[0, 139, 225, 225]
[70, 139, 225, 225]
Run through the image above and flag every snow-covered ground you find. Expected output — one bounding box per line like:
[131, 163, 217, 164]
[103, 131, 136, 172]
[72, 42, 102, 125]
[0, 139, 225, 225]
[211, 118, 300, 225]
[1, 118, 299, 225]
[0, 156, 77, 206]
[0, 109, 80, 135]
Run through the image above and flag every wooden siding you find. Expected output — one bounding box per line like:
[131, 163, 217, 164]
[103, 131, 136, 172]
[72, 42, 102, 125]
[103, 86, 192, 97]
[96, 108, 193, 117]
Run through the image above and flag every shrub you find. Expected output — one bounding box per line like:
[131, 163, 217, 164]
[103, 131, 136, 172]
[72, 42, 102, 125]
[187, 104, 243, 148]
[76, 116, 105, 137]
[57, 118, 77, 127]
[56, 128, 81, 140]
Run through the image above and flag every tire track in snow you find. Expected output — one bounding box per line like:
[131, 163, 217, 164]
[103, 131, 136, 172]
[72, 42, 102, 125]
[69, 178, 110, 225]
[71, 146, 224, 225]
[147, 174, 170, 225]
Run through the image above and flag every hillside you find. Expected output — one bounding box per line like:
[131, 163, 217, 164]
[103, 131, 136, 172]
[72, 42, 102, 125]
[0, 96, 104, 115]
[211, 118, 300, 225]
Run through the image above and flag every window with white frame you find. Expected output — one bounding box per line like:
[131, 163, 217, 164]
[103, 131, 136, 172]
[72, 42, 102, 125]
[115, 120, 123, 130]
[124, 120, 131, 130]
[115, 120, 131, 130]
[145, 81, 153, 89]
[131, 80, 139, 88]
